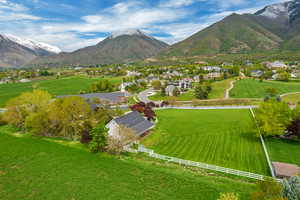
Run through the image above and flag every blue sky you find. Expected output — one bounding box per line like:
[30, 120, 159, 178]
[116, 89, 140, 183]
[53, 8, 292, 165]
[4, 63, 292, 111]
[0, 0, 287, 51]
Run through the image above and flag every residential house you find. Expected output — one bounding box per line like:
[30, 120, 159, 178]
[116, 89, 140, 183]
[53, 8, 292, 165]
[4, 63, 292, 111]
[106, 111, 154, 138]
[165, 85, 176, 96]
[19, 78, 31, 83]
[265, 61, 288, 69]
[202, 66, 221, 72]
[251, 70, 263, 78]
[204, 72, 222, 80]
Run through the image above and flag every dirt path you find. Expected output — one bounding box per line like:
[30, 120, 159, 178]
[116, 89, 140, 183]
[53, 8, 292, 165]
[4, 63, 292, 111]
[225, 80, 236, 99]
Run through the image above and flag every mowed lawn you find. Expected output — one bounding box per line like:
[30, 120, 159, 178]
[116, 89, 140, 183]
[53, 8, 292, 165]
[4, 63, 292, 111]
[230, 79, 300, 98]
[0, 126, 255, 200]
[149, 79, 234, 101]
[0, 76, 122, 107]
[143, 109, 269, 175]
[266, 138, 300, 166]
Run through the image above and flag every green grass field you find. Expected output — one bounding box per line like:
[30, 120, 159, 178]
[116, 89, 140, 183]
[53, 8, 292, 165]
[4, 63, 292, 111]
[149, 79, 233, 101]
[142, 109, 269, 175]
[282, 93, 300, 104]
[0, 125, 255, 200]
[266, 138, 300, 166]
[0, 76, 123, 107]
[230, 79, 300, 98]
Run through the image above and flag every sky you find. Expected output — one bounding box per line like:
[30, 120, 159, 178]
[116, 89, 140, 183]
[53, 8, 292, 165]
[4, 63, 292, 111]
[0, 0, 288, 52]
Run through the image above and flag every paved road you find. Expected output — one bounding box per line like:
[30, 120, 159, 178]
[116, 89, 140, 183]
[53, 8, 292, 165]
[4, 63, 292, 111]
[137, 88, 162, 104]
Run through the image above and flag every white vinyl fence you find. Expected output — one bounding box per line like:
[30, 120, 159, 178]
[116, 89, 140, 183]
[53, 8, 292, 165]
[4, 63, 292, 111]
[124, 144, 265, 181]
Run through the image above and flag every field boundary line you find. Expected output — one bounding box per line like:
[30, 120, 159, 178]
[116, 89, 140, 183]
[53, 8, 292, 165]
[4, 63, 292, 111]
[124, 144, 266, 181]
[249, 108, 275, 178]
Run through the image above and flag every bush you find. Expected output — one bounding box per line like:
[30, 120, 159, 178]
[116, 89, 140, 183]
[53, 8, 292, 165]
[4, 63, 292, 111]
[218, 193, 239, 200]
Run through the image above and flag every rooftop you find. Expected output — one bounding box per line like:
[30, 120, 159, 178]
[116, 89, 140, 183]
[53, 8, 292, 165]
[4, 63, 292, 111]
[114, 111, 154, 136]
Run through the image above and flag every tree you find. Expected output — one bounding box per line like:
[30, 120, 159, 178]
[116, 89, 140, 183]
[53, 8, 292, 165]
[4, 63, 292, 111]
[251, 178, 285, 200]
[107, 125, 137, 154]
[277, 72, 290, 82]
[172, 87, 180, 97]
[282, 176, 300, 200]
[266, 88, 278, 97]
[4, 90, 52, 128]
[194, 85, 208, 99]
[48, 96, 91, 139]
[89, 123, 108, 153]
[151, 80, 162, 90]
[161, 87, 166, 97]
[218, 193, 239, 200]
[255, 100, 293, 137]
[90, 79, 114, 92]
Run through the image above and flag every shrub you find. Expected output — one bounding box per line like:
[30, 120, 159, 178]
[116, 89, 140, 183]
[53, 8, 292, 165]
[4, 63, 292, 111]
[89, 123, 108, 153]
[217, 193, 239, 200]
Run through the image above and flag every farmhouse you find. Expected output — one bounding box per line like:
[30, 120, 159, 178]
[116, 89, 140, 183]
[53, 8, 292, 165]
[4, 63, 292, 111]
[106, 111, 154, 138]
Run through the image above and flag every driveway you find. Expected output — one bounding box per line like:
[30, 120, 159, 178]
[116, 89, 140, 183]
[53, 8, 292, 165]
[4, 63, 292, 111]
[137, 88, 157, 103]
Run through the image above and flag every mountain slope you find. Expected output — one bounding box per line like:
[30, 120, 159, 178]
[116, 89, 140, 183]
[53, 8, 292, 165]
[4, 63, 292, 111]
[30, 30, 169, 66]
[0, 34, 61, 68]
[160, 14, 282, 57]
[159, 0, 300, 58]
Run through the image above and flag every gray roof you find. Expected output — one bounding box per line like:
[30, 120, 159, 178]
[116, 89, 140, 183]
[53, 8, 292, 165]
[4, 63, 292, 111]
[114, 111, 154, 136]
[57, 92, 130, 104]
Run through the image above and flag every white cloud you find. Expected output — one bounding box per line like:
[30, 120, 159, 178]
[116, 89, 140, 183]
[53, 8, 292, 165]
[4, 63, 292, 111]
[160, 0, 197, 8]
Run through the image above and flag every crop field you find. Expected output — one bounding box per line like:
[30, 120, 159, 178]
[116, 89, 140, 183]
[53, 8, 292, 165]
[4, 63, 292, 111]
[0, 76, 123, 107]
[0, 125, 255, 200]
[142, 109, 269, 175]
[266, 138, 300, 166]
[149, 79, 233, 101]
[230, 79, 300, 98]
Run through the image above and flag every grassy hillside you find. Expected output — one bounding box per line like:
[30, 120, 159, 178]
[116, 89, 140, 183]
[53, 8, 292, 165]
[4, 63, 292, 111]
[142, 109, 269, 175]
[160, 14, 282, 57]
[0, 125, 255, 200]
[0, 76, 123, 107]
[230, 79, 300, 98]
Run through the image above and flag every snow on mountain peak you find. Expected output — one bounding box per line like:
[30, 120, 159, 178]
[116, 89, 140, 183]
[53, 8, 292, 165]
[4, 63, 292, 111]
[2, 34, 62, 54]
[257, 2, 289, 19]
[109, 29, 145, 39]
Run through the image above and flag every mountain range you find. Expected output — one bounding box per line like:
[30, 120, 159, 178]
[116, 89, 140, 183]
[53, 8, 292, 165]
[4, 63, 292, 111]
[29, 30, 168, 67]
[0, 34, 61, 67]
[2, 0, 300, 68]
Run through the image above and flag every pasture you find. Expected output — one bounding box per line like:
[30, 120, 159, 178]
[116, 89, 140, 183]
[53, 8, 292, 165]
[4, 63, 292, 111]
[142, 109, 269, 175]
[266, 138, 300, 166]
[0, 76, 123, 107]
[0, 125, 255, 200]
[230, 79, 300, 98]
